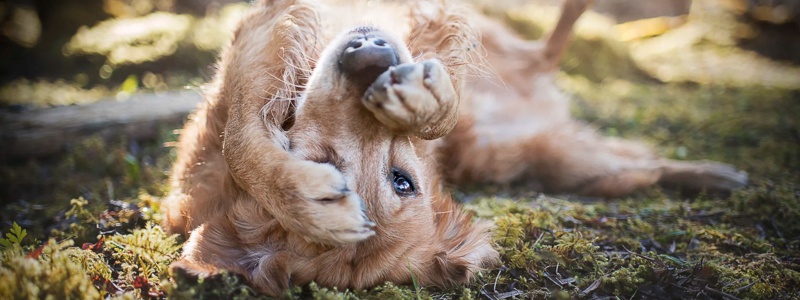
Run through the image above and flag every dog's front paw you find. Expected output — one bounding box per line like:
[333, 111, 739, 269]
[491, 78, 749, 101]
[362, 59, 457, 139]
[282, 160, 376, 245]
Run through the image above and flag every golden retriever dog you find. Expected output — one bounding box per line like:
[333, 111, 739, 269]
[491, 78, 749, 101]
[163, 0, 747, 296]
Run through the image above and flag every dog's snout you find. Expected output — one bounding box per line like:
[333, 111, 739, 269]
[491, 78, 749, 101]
[340, 36, 398, 82]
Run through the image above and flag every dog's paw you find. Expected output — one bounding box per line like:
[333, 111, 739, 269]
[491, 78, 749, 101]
[692, 161, 749, 191]
[362, 59, 457, 139]
[660, 160, 749, 192]
[282, 160, 376, 245]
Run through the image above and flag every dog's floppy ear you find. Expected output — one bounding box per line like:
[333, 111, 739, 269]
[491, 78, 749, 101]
[422, 178, 500, 286]
[428, 212, 499, 286]
[430, 227, 499, 285]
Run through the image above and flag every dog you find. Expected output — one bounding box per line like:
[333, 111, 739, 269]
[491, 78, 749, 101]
[163, 0, 748, 296]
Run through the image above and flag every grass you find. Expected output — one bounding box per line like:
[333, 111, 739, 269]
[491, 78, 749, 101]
[1, 2, 799, 299]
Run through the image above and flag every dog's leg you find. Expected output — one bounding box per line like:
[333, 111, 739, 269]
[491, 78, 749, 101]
[541, 0, 594, 69]
[557, 138, 748, 197]
[537, 126, 746, 197]
[514, 125, 667, 197]
[406, 0, 480, 84]
[451, 121, 747, 197]
[218, 0, 375, 245]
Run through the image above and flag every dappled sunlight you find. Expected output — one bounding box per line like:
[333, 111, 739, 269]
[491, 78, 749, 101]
[0, 3, 247, 107]
[507, 0, 800, 88]
[66, 12, 192, 66]
[66, 2, 250, 65]
[628, 0, 800, 88]
[0, 79, 111, 107]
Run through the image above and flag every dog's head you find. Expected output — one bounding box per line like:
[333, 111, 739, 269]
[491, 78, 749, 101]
[285, 23, 497, 286]
[288, 26, 428, 238]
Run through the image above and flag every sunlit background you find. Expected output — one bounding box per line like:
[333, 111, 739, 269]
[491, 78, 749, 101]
[1, 0, 798, 108]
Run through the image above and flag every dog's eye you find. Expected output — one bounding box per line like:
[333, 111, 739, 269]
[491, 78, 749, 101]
[391, 168, 416, 197]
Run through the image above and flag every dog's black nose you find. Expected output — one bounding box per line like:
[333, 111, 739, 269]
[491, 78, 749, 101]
[340, 36, 397, 83]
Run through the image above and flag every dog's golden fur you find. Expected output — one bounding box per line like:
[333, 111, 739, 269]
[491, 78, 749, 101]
[164, 0, 747, 296]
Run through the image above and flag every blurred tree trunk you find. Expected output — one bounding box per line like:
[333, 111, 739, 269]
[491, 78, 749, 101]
[0, 91, 201, 158]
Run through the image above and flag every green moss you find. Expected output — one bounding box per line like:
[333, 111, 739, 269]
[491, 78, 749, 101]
[603, 262, 651, 296]
[167, 270, 266, 300]
[732, 180, 800, 239]
[0, 240, 102, 300]
[708, 253, 800, 299]
[1, 129, 177, 242]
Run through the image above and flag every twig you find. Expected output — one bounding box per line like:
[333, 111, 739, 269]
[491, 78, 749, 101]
[532, 231, 545, 249]
[543, 271, 563, 288]
[622, 245, 669, 269]
[493, 268, 502, 292]
[579, 278, 602, 297]
[734, 281, 756, 294]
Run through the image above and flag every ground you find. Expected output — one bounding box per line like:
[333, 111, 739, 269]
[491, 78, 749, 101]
[1, 1, 798, 299]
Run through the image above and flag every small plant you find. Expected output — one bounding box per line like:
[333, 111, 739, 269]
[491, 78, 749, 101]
[0, 239, 102, 299]
[59, 197, 101, 241]
[0, 222, 27, 250]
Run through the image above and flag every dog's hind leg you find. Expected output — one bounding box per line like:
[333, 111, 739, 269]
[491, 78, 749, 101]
[515, 123, 746, 198]
[445, 122, 666, 197]
[455, 123, 746, 197]
[541, 0, 594, 70]
[545, 132, 747, 197]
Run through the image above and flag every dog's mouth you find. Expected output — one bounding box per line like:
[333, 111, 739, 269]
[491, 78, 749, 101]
[338, 33, 400, 92]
